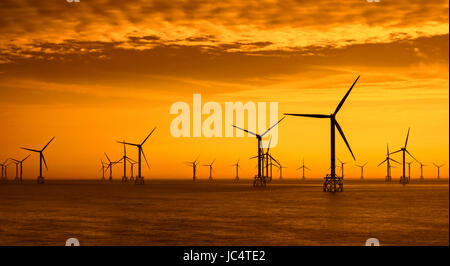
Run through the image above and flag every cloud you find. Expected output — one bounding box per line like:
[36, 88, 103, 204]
[0, 0, 448, 62]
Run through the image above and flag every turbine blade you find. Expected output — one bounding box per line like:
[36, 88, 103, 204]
[266, 136, 272, 154]
[406, 150, 418, 162]
[390, 149, 402, 155]
[404, 128, 410, 148]
[142, 127, 157, 145]
[335, 120, 355, 160]
[232, 125, 258, 136]
[117, 141, 139, 146]
[21, 147, 40, 153]
[283, 113, 330, 118]
[334, 75, 360, 115]
[42, 154, 48, 171]
[261, 116, 285, 137]
[378, 158, 387, 167]
[141, 149, 150, 169]
[104, 153, 111, 162]
[22, 154, 31, 162]
[390, 158, 401, 164]
[42, 136, 55, 151]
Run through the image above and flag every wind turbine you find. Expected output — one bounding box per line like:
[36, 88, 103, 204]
[378, 144, 399, 182]
[186, 156, 200, 181]
[338, 159, 349, 179]
[418, 162, 427, 179]
[389, 128, 418, 185]
[232, 117, 285, 187]
[355, 162, 368, 180]
[100, 160, 107, 181]
[407, 161, 414, 182]
[104, 153, 119, 182]
[129, 161, 138, 182]
[117, 127, 156, 185]
[8, 158, 20, 181]
[433, 163, 444, 179]
[233, 159, 240, 182]
[278, 164, 287, 180]
[297, 158, 310, 180]
[202, 159, 216, 181]
[0, 159, 8, 180]
[284, 75, 359, 192]
[21, 137, 55, 184]
[116, 141, 137, 183]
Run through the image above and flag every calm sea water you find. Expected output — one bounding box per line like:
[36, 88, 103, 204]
[0, 179, 448, 246]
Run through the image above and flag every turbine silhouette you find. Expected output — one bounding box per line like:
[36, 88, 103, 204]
[284, 75, 359, 192]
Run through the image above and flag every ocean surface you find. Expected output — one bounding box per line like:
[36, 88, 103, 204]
[0, 179, 448, 246]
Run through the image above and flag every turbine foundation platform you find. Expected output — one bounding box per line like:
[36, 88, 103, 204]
[400, 176, 409, 185]
[323, 174, 343, 192]
[135, 176, 144, 185]
[253, 175, 267, 187]
[37, 176, 45, 184]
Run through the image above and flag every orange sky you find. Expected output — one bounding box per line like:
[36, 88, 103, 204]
[0, 0, 448, 179]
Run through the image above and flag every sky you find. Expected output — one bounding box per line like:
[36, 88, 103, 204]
[0, 0, 448, 179]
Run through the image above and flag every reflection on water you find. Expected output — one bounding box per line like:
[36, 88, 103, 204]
[0, 179, 448, 246]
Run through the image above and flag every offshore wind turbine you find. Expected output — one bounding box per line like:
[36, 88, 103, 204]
[233, 159, 240, 182]
[390, 128, 419, 185]
[407, 161, 414, 182]
[100, 160, 107, 181]
[0, 159, 8, 180]
[186, 156, 200, 181]
[378, 144, 399, 182]
[232, 117, 285, 187]
[104, 153, 119, 182]
[9, 158, 20, 181]
[338, 159, 349, 179]
[284, 76, 359, 192]
[418, 162, 427, 179]
[355, 162, 368, 180]
[21, 137, 55, 184]
[129, 161, 137, 182]
[278, 164, 287, 179]
[202, 159, 216, 181]
[297, 158, 310, 180]
[117, 127, 156, 185]
[433, 163, 444, 179]
[116, 141, 137, 183]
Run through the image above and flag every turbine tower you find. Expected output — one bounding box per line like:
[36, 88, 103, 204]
[100, 160, 108, 181]
[418, 162, 426, 180]
[202, 159, 216, 181]
[0, 159, 9, 180]
[104, 153, 119, 182]
[390, 128, 418, 185]
[232, 117, 285, 187]
[116, 141, 137, 183]
[407, 161, 414, 182]
[297, 158, 310, 180]
[355, 162, 368, 180]
[8, 158, 20, 181]
[378, 144, 399, 182]
[117, 127, 156, 185]
[129, 161, 137, 182]
[21, 137, 55, 184]
[284, 75, 359, 192]
[338, 159, 349, 179]
[433, 163, 444, 179]
[186, 156, 200, 181]
[278, 164, 287, 179]
[233, 159, 240, 182]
